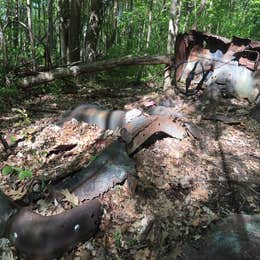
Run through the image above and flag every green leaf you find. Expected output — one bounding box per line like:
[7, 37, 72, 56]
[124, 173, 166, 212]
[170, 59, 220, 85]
[10, 136, 16, 144]
[18, 170, 32, 180]
[2, 165, 14, 175]
[91, 155, 97, 161]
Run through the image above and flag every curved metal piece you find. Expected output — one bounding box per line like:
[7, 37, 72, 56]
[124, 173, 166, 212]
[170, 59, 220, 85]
[50, 140, 136, 201]
[5, 199, 101, 260]
[122, 116, 186, 154]
[0, 190, 19, 237]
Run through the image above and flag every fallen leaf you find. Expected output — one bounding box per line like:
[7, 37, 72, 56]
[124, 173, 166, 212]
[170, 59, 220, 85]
[61, 189, 79, 206]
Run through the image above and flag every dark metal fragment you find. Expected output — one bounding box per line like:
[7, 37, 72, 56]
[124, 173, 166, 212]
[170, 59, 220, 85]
[183, 122, 202, 139]
[4, 199, 101, 260]
[50, 140, 136, 201]
[0, 190, 19, 237]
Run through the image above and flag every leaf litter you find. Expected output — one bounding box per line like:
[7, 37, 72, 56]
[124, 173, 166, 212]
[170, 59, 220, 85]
[0, 86, 259, 259]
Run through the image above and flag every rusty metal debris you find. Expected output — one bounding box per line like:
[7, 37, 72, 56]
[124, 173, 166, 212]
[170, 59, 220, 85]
[5, 199, 101, 259]
[174, 30, 260, 101]
[121, 115, 187, 154]
[50, 140, 136, 201]
[0, 190, 19, 237]
[0, 188, 101, 259]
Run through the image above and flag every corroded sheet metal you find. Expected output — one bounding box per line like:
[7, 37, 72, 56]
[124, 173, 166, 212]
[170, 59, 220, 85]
[5, 199, 101, 259]
[0, 190, 19, 237]
[174, 30, 260, 100]
[175, 30, 260, 74]
[50, 140, 136, 201]
[122, 116, 186, 154]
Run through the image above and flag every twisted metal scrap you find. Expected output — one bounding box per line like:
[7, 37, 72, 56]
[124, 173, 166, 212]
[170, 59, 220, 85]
[121, 115, 187, 154]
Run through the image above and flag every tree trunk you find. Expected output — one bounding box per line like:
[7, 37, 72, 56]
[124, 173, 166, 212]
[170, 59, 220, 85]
[183, 2, 193, 32]
[106, 0, 118, 50]
[146, 0, 154, 49]
[163, 0, 181, 90]
[18, 55, 173, 87]
[85, 0, 103, 62]
[47, 0, 54, 68]
[0, 21, 8, 81]
[26, 0, 36, 71]
[68, 0, 81, 63]
[13, 0, 19, 47]
[126, 0, 134, 51]
[192, 0, 207, 30]
[58, 0, 69, 65]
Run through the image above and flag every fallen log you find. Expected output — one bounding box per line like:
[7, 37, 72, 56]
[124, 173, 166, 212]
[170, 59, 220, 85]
[17, 55, 173, 88]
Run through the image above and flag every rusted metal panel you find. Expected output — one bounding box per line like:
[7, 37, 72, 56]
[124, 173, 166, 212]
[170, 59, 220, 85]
[174, 30, 260, 100]
[121, 116, 186, 154]
[5, 199, 101, 259]
[175, 30, 260, 73]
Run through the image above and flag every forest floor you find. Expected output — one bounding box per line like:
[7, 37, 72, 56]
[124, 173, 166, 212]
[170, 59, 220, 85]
[0, 80, 260, 259]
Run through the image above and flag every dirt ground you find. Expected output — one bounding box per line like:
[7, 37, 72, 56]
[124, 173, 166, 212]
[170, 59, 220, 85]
[0, 81, 259, 259]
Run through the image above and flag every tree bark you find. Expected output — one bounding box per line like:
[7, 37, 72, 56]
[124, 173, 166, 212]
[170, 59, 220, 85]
[146, 0, 154, 49]
[47, 0, 54, 68]
[85, 0, 103, 62]
[26, 0, 36, 71]
[68, 0, 81, 63]
[163, 0, 182, 90]
[18, 55, 173, 88]
[58, 0, 70, 65]
[106, 0, 118, 50]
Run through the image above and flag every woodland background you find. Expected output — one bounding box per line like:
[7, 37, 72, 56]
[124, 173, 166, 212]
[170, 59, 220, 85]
[0, 0, 259, 110]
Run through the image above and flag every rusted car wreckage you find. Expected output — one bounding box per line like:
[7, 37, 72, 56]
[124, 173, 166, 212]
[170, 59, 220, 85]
[0, 31, 259, 259]
[174, 30, 259, 101]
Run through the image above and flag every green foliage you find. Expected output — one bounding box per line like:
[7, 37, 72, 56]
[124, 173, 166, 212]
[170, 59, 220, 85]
[1, 165, 33, 180]
[0, 0, 259, 95]
[113, 231, 122, 247]
[12, 108, 31, 126]
[127, 238, 138, 247]
[18, 169, 33, 180]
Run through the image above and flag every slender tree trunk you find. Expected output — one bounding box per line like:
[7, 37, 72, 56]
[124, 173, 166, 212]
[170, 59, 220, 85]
[13, 0, 19, 47]
[68, 0, 81, 63]
[26, 0, 36, 71]
[0, 21, 8, 82]
[58, 0, 69, 65]
[47, 0, 54, 68]
[85, 0, 103, 62]
[192, 0, 207, 30]
[163, 0, 181, 90]
[37, 0, 41, 37]
[127, 0, 134, 51]
[183, 2, 193, 32]
[146, 0, 154, 50]
[106, 0, 118, 50]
